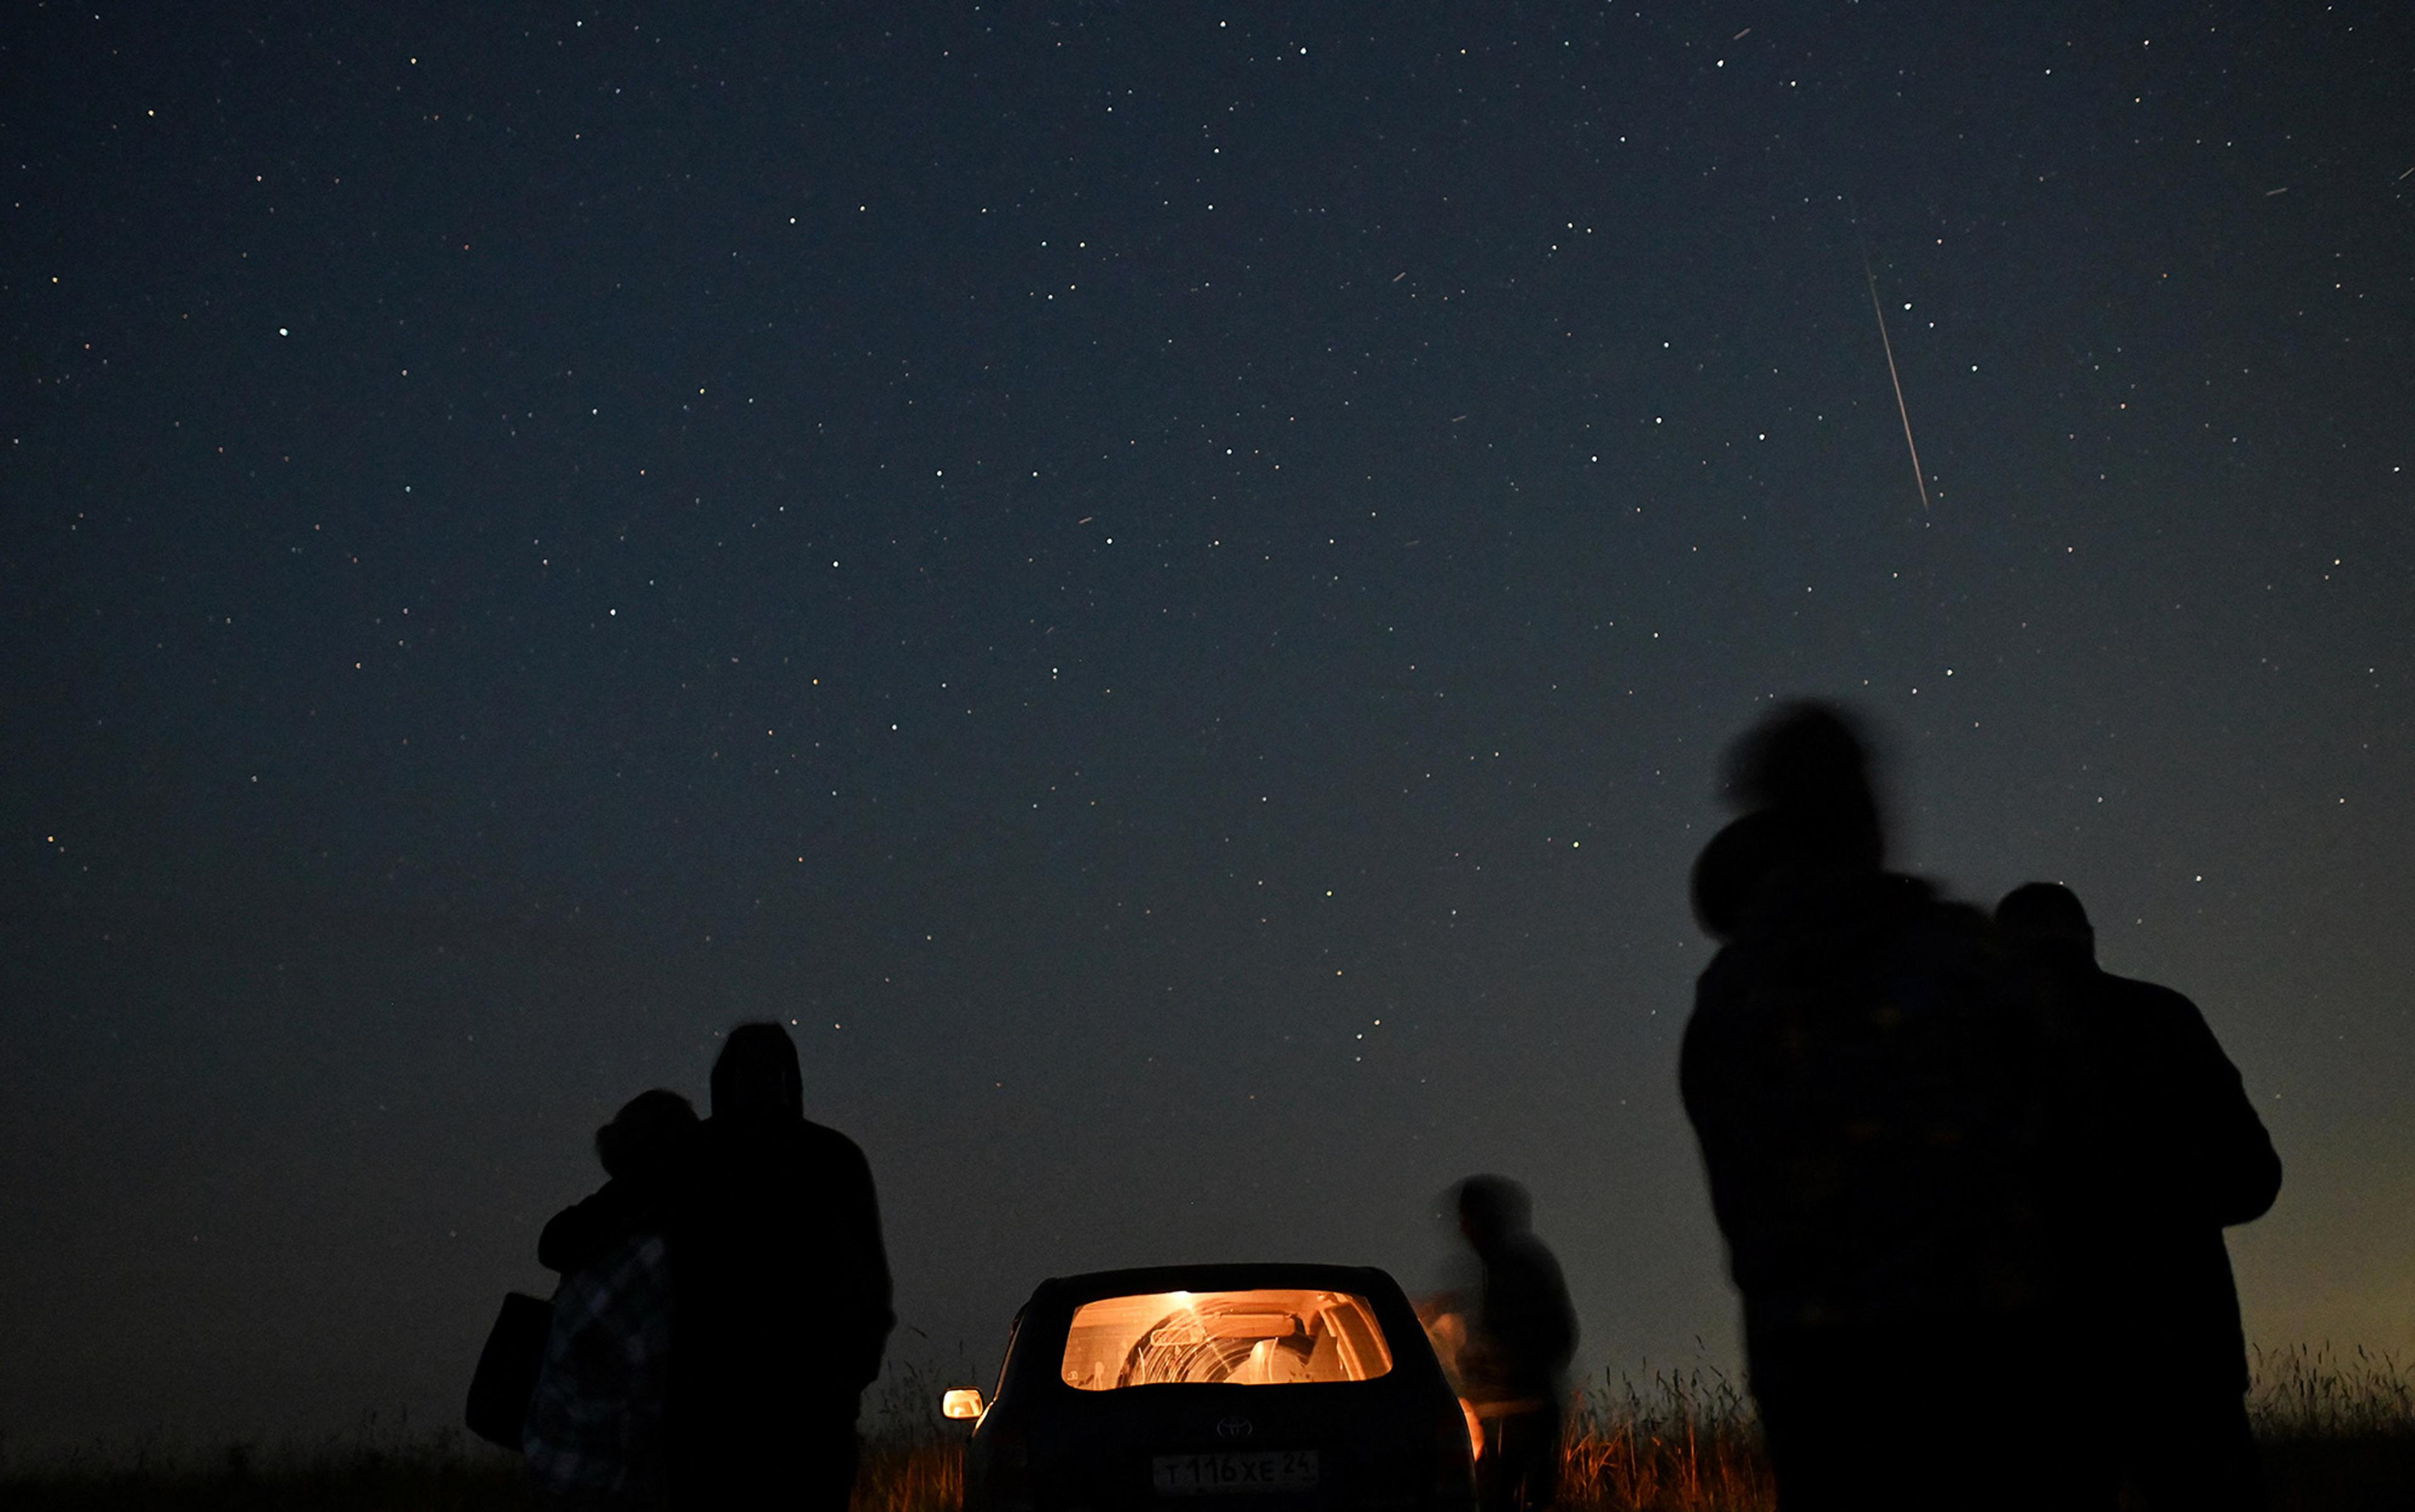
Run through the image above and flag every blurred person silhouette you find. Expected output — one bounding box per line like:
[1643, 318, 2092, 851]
[1996, 882, 2281, 1511]
[1446, 1175, 1577, 1512]
[523, 1088, 699, 1509]
[1680, 703, 2099, 1511]
[668, 1021, 894, 1512]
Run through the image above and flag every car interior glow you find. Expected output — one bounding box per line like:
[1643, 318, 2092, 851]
[1060, 1289, 1395, 1389]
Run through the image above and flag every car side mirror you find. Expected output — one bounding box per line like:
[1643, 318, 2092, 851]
[942, 1387, 985, 1420]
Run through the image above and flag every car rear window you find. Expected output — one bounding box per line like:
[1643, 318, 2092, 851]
[1060, 1289, 1395, 1389]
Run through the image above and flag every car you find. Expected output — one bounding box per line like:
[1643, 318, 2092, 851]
[943, 1262, 1477, 1512]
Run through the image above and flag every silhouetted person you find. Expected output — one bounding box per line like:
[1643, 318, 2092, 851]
[525, 1088, 699, 1508]
[668, 1022, 893, 1512]
[1680, 704, 2092, 1511]
[1449, 1176, 1577, 1512]
[1997, 882, 2281, 1511]
[541, 1089, 701, 1274]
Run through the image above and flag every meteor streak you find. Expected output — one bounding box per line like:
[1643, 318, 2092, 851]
[1859, 238, 1930, 512]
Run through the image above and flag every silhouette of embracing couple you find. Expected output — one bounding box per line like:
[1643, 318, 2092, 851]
[521, 1022, 892, 1511]
[1683, 703, 2280, 1512]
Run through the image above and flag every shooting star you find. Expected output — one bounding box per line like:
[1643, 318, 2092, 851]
[1859, 237, 1930, 512]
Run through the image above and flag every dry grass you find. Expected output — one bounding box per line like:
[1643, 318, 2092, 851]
[1558, 1367, 1771, 1512]
[2250, 1343, 2415, 1442]
[4, 1347, 2407, 1511]
[2249, 1344, 2415, 1512]
[855, 1436, 963, 1512]
[837, 1364, 1779, 1512]
[0, 1420, 535, 1509]
[855, 1361, 967, 1512]
[1540, 1345, 2415, 1512]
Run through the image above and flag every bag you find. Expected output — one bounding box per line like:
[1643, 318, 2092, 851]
[465, 1291, 554, 1450]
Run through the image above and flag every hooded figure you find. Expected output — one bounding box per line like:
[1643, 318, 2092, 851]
[668, 1023, 893, 1511]
[1679, 704, 2090, 1511]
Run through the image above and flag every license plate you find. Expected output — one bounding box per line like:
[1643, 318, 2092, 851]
[1151, 1450, 1319, 1496]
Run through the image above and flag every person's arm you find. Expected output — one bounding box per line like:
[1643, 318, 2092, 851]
[2180, 1013, 2281, 1226]
[838, 1138, 896, 1391]
[538, 1182, 625, 1274]
[2145, 985, 2282, 1226]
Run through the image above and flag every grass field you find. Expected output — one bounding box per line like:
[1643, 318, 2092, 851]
[4, 1346, 2406, 1511]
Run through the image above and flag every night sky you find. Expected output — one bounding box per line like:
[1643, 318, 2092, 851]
[4, 1, 2409, 1454]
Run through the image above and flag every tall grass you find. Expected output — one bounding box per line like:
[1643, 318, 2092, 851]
[1559, 1367, 1770, 1512]
[838, 1364, 1778, 1512]
[2248, 1343, 2415, 1512]
[855, 1359, 965, 1512]
[2250, 1343, 2415, 1442]
[4, 1347, 2407, 1511]
[845, 1350, 2415, 1512]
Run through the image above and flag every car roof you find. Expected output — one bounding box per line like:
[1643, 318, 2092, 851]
[1025, 1261, 1407, 1309]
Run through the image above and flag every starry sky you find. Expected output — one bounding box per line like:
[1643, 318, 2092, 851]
[4, 0, 2409, 1454]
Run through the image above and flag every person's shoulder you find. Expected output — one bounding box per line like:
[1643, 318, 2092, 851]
[1506, 1230, 1568, 1281]
[1892, 875, 1989, 936]
[1874, 874, 1997, 965]
[1686, 943, 1768, 1039]
[798, 1116, 875, 1166]
[1693, 940, 1748, 992]
[2087, 972, 2230, 1055]
[797, 1115, 861, 1145]
[2095, 970, 2206, 1021]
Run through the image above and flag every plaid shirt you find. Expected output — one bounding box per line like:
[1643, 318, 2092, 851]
[523, 1231, 675, 1506]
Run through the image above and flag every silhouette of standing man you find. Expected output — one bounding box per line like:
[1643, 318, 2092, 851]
[1680, 704, 2083, 1511]
[1448, 1176, 1577, 1512]
[1996, 882, 2281, 1511]
[669, 1022, 893, 1512]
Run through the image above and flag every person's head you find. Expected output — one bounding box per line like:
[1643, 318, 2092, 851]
[1995, 882, 2097, 967]
[1453, 1174, 1532, 1250]
[1691, 809, 1802, 940]
[710, 1021, 805, 1122]
[1719, 701, 1885, 873]
[595, 1087, 698, 1180]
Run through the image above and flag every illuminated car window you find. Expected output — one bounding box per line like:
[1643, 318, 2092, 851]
[1061, 1289, 1395, 1389]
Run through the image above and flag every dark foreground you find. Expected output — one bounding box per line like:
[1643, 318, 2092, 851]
[5, 1433, 2408, 1512]
[7, 1351, 2408, 1512]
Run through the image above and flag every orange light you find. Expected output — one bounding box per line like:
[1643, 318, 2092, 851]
[1061, 1289, 1395, 1390]
[941, 1388, 984, 1420]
